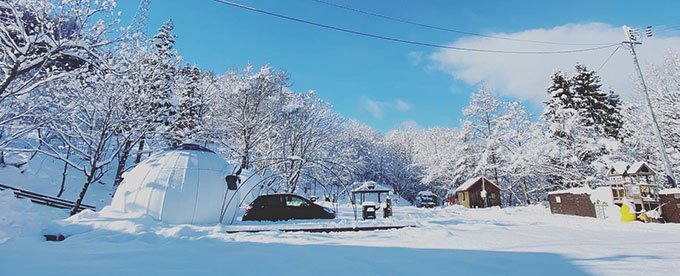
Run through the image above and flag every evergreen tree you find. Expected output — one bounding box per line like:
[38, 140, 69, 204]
[540, 65, 623, 189]
[147, 19, 178, 144]
[171, 64, 201, 145]
[134, 19, 179, 162]
[604, 90, 624, 139]
[570, 63, 622, 138]
[541, 69, 574, 138]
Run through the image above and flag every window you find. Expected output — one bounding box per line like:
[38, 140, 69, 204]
[555, 196, 561, 203]
[489, 193, 496, 199]
[286, 196, 307, 207]
[266, 196, 282, 206]
[225, 175, 239, 190]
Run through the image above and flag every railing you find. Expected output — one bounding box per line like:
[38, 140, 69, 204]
[0, 183, 96, 213]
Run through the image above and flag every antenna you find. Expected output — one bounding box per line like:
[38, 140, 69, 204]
[130, 0, 151, 39]
[621, 25, 677, 188]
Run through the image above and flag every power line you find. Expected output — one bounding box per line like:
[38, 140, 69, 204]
[652, 24, 680, 36]
[596, 45, 620, 72]
[212, 0, 619, 55]
[310, 0, 613, 46]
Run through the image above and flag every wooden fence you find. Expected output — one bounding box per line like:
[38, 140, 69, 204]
[0, 183, 96, 213]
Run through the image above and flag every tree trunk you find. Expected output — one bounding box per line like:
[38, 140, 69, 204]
[28, 128, 43, 161]
[57, 146, 71, 197]
[521, 178, 530, 205]
[113, 140, 133, 190]
[134, 137, 146, 164]
[0, 63, 18, 98]
[70, 166, 97, 216]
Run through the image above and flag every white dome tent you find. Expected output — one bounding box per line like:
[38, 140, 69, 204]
[110, 144, 257, 224]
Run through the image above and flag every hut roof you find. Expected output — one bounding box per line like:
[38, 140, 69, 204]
[455, 177, 500, 192]
[351, 181, 391, 193]
[607, 161, 656, 176]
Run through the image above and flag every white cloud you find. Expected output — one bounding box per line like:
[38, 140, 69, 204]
[429, 23, 680, 103]
[360, 97, 413, 119]
[400, 120, 421, 130]
[408, 51, 424, 66]
[360, 96, 384, 119]
[395, 99, 411, 111]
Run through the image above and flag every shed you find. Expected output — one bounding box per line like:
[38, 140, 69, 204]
[455, 177, 501, 208]
[350, 181, 392, 220]
[660, 188, 680, 223]
[110, 144, 254, 224]
[607, 161, 661, 212]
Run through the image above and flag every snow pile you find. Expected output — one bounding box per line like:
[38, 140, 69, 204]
[0, 154, 113, 208]
[0, 190, 67, 243]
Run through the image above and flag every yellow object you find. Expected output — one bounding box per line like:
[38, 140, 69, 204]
[620, 204, 636, 222]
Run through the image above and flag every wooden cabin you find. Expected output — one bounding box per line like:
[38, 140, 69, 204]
[455, 177, 501, 208]
[607, 161, 661, 212]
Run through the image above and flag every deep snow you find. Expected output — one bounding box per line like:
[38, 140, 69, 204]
[1, 191, 679, 276]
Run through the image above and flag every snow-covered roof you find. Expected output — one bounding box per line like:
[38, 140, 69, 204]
[454, 177, 499, 192]
[609, 162, 629, 175]
[548, 187, 593, 195]
[417, 191, 435, 196]
[660, 188, 680, 195]
[352, 181, 391, 193]
[627, 161, 655, 175]
[608, 161, 656, 176]
[110, 144, 251, 224]
[549, 187, 614, 205]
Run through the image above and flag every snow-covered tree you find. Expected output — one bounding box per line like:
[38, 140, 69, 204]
[134, 19, 180, 163]
[209, 65, 289, 170]
[645, 52, 680, 183]
[571, 64, 623, 139]
[0, 0, 118, 150]
[269, 91, 346, 194]
[496, 102, 537, 205]
[170, 64, 202, 145]
[381, 129, 424, 201]
[461, 86, 504, 189]
[36, 59, 144, 214]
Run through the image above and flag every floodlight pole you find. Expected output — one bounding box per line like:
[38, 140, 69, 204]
[621, 26, 676, 187]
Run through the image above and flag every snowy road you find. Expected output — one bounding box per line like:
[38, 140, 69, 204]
[1, 194, 679, 276]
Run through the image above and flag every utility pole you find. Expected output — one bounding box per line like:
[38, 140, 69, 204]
[621, 26, 677, 188]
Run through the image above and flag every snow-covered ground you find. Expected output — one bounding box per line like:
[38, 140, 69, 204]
[1, 191, 679, 276]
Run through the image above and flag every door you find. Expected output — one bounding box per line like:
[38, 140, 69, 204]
[262, 195, 285, 221]
[284, 195, 312, 219]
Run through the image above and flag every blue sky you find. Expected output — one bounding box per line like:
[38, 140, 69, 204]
[115, 0, 680, 132]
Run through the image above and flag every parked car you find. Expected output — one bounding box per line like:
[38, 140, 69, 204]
[242, 194, 336, 221]
[415, 191, 437, 208]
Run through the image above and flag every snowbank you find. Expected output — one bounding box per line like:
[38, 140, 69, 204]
[0, 190, 67, 243]
[0, 154, 113, 208]
[2, 201, 680, 275]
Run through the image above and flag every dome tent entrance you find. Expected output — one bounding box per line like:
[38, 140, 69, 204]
[110, 144, 249, 224]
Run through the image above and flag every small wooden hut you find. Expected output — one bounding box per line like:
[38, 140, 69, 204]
[455, 177, 501, 208]
[607, 161, 661, 212]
